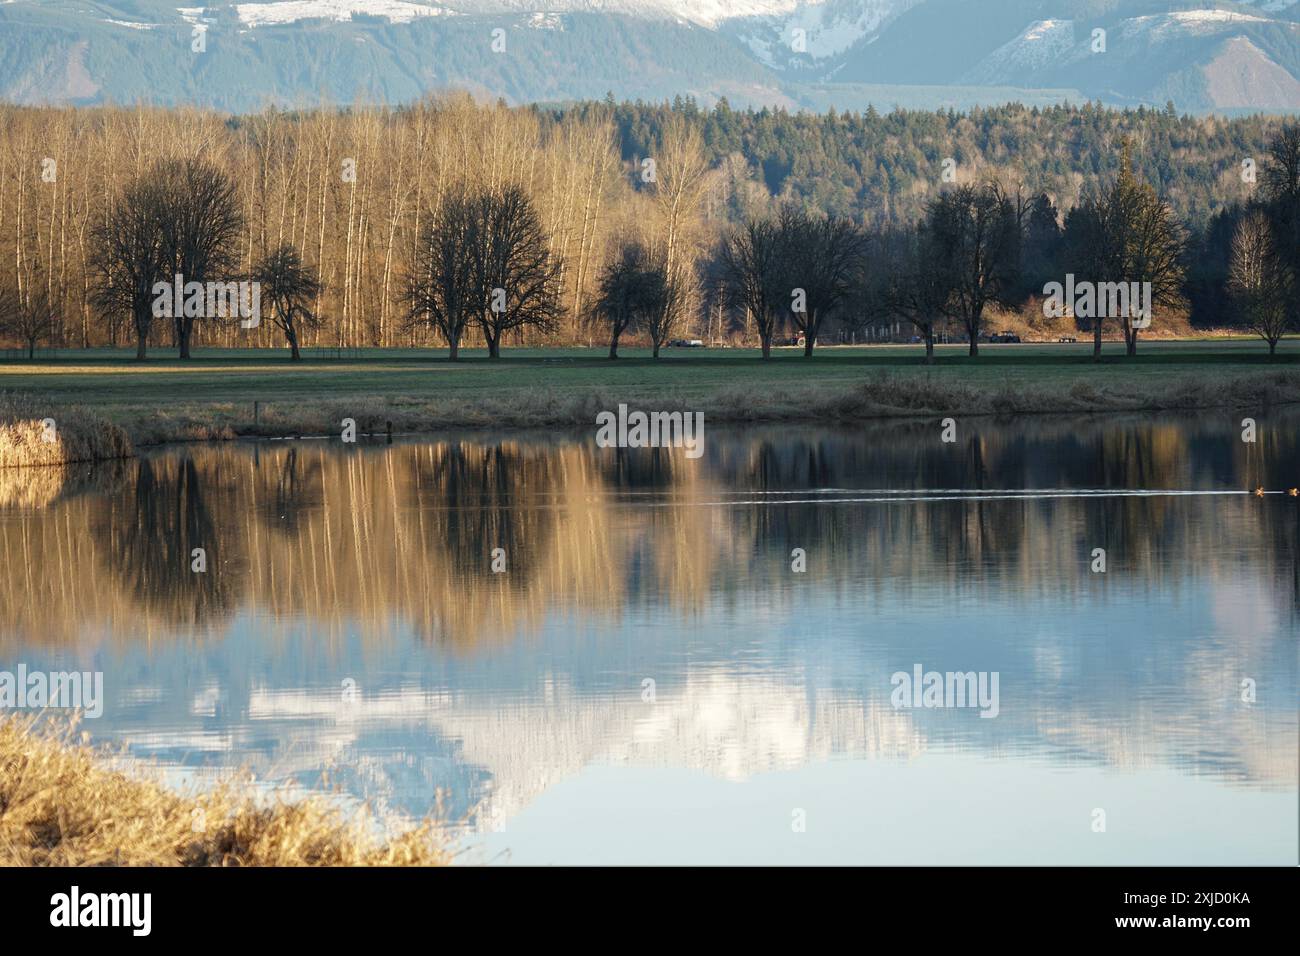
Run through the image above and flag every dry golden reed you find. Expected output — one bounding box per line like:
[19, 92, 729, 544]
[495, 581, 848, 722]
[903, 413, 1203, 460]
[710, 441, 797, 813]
[0, 716, 446, 866]
[0, 395, 132, 470]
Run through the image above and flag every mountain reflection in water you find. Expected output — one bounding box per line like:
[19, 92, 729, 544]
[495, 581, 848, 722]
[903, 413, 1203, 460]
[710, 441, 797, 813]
[1, 413, 1296, 864]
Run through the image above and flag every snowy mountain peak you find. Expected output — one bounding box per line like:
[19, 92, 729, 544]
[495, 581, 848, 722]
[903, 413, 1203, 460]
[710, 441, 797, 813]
[222, 0, 909, 31]
[233, 1, 452, 27]
[1, 0, 1296, 113]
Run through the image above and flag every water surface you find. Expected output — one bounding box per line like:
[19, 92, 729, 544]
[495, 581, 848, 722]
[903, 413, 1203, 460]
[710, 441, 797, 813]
[1, 413, 1296, 864]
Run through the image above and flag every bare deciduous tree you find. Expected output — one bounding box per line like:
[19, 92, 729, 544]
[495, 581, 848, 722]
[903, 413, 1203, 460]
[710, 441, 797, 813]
[404, 193, 477, 360]
[1228, 209, 1291, 355]
[472, 185, 565, 359]
[639, 251, 683, 359]
[2, 281, 55, 359]
[721, 215, 784, 359]
[593, 237, 666, 359]
[781, 206, 868, 356]
[1122, 178, 1187, 357]
[1061, 191, 1111, 360]
[153, 157, 244, 359]
[254, 243, 323, 361]
[924, 181, 1021, 356]
[874, 226, 950, 364]
[91, 175, 167, 361]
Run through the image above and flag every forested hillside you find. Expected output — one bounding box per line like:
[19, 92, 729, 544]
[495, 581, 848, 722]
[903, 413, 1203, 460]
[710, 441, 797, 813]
[582, 98, 1269, 226]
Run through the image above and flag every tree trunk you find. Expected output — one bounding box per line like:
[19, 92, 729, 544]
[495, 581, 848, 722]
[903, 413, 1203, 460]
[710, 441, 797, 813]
[803, 335, 814, 357]
[608, 330, 619, 360]
[1126, 326, 1137, 357]
[924, 329, 934, 364]
[135, 330, 147, 361]
[1093, 320, 1103, 361]
[449, 336, 459, 361]
[761, 335, 771, 360]
[27, 341, 35, 360]
[1269, 337, 1277, 357]
[968, 338, 978, 357]
[488, 333, 500, 359]
[652, 338, 661, 359]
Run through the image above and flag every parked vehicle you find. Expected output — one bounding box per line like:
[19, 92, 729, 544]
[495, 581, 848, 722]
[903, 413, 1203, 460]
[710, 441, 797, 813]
[989, 331, 1021, 343]
[1057, 336, 1078, 343]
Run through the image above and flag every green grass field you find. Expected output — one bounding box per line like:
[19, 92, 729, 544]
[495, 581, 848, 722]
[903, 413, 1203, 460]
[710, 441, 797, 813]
[3, 339, 1297, 443]
[3, 339, 1297, 406]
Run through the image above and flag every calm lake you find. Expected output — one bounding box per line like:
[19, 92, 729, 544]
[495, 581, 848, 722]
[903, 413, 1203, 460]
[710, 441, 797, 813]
[2, 413, 1296, 865]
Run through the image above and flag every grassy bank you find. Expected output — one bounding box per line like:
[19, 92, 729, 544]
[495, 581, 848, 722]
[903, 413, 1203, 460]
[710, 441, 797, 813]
[0, 395, 133, 468]
[4, 341, 1298, 445]
[0, 716, 446, 866]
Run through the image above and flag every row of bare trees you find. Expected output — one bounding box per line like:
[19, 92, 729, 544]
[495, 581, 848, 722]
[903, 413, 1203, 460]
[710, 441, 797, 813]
[0, 100, 722, 360]
[1, 100, 1296, 359]
[711, 136, 1287, 362]
[717, 184, 1032, 362]
[874, 132, 1298, 359]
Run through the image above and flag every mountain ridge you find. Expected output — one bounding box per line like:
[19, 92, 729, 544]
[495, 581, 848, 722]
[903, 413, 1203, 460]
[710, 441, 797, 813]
[1, 0, 1297, 112]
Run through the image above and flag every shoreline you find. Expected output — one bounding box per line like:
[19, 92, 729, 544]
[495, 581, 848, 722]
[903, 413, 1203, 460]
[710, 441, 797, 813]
[4, 345, 1300, 463]
[78, 367, 1300, 449]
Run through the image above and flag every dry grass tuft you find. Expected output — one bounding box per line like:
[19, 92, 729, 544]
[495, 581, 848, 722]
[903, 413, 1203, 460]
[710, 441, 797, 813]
[0, 394, 132, 469]
[0, 716, 447, 866]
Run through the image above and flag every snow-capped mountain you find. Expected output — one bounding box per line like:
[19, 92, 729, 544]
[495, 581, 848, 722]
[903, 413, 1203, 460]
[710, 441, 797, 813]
[956, 7, 1300, 109]
[1, 0, 1297, 112]
[111, 0, 895, 30]
[460, 0, 803, 27]
[723, 0, 918, 69]
[230, 1, 454, 27]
